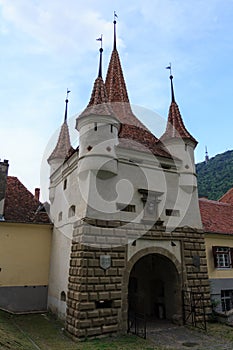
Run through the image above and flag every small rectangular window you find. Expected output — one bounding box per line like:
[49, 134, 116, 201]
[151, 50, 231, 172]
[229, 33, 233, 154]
[63, 179, 67, 190]
[95, 300, 112, 309]
[94, 122, 97, 131]
[166, 209, 180, 217]
[117, 203, 136, 212]
[221, 290, 233, 311]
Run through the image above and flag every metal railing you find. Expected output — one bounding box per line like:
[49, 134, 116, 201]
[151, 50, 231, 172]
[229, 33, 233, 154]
[128, 310, 147, 339]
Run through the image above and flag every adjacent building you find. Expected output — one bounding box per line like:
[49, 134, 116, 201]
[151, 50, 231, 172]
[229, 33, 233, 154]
[200, 193, 233, 323]
[0, 160, 52, 313]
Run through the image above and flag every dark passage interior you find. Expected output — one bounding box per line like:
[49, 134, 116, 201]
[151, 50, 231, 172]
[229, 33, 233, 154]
[128, 253, 181, 321]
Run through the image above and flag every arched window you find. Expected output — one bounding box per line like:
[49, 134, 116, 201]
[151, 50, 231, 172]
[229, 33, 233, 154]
[58, 211, 62, 221]
[60, 291, 66, 302]
[68, 205, 76, 217]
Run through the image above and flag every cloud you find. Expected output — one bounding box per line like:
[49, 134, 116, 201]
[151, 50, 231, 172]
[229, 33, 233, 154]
[137, 0, 220, 40]
[0, 126, 46, 192]
[0, 1, 123, 56]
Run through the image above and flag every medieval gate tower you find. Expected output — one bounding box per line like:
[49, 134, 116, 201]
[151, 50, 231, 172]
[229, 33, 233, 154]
[47, 20, 210, 339]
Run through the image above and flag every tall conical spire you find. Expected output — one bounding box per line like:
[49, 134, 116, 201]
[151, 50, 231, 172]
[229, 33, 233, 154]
[78, 39, 113, 118]
[160, 71, 197, 145]
[48, 91, 74, 163]
[105, 14, 130, 104]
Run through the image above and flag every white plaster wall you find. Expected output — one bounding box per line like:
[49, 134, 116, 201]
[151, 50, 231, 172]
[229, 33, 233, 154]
[47, 128, 202, 319]
[47, 226, 71, 320]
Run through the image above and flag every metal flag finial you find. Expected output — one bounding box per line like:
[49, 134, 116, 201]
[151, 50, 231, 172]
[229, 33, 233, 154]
[166, 63, 175, 103]
[166, 63, 172, 76]
[96, 34, 103, 49]
[64, 89, 70, 122]
[113, 11, 118, 50]
[96, 35, 103, 78]
[66, 88, 71, 100]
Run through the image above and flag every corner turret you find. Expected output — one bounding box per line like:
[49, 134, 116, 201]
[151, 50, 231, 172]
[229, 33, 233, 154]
[76, 41, 120, 178]
[48, 91, 74, 175]
[160, 71, 197, 178]
[160, 68, 202, 228]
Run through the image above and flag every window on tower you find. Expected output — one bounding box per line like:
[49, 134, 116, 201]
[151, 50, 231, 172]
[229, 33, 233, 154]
[68, 205, 76, 217]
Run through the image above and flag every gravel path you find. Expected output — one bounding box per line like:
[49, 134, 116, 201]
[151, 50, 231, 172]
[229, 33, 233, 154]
[147, 323, 233, 350]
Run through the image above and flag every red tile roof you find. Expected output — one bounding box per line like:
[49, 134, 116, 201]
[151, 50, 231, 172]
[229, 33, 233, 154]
[105, 49, 130, 104]
[219, 188, 233, 205]
[160, 101, 197, 145]
[48, 121, 74, 163]
[104, 48, 172, 159]
[80, 77, 114, 117]
[4, 176, 50, 224]
[199, 198, 233, 235]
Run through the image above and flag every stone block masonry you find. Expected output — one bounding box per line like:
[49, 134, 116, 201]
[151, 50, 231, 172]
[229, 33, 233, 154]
[66, 219, 211, 340]
[66, 220, 127, 340]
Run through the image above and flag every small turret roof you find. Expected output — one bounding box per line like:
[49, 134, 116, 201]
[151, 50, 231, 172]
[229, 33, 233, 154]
[48, 95, 74, 163]
[79, 46, 114, 118]
[160, 75, 197, 145]
[48, 121, 74, 162]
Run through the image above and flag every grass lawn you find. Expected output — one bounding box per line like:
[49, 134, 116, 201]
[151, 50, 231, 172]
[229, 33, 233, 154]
[0, 310, 162, 350]
[0, 310, 233, 350]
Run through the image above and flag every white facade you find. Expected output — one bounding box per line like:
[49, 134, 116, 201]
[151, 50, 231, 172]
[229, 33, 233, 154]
[47, 111, 202, 318]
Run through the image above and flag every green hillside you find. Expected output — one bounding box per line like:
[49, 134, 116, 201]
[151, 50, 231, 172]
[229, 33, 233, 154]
[196, 150, 233, 200]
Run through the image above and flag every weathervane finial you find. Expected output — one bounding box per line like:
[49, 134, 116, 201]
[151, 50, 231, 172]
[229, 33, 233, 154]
[96, 35, 103, 78]
[113, 11, 118, 50]
[166, 63, 175, 103]
[64, 89, 70, 122]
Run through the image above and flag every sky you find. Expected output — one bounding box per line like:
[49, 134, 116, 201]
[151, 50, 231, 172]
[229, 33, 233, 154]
[0, 0, 232, 199]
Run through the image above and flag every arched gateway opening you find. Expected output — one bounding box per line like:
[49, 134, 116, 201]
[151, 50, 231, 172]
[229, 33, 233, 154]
[128, 253, 182, 323]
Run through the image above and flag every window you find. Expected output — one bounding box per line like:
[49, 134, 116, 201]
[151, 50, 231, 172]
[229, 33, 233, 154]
[60, 291, 66, 302]
[63, 179, 67, 190]
[58, 212, 62, 221]
[94, 122, 97, 131]
[68, 205, 76, 217]
[166, 209, 180, 217]
[117, 203, 136, 212]
[212, 246, 233, 268]
[221, 290, 233, 312]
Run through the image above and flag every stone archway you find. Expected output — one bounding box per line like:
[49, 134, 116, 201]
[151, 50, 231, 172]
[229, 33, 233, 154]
[121, 247, 183, 332]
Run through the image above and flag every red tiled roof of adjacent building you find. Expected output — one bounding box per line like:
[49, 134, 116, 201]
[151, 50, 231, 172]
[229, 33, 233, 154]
[4, 176, 51, 224]
[199, 198, 233, 235]
[219, 188, 233, 205]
